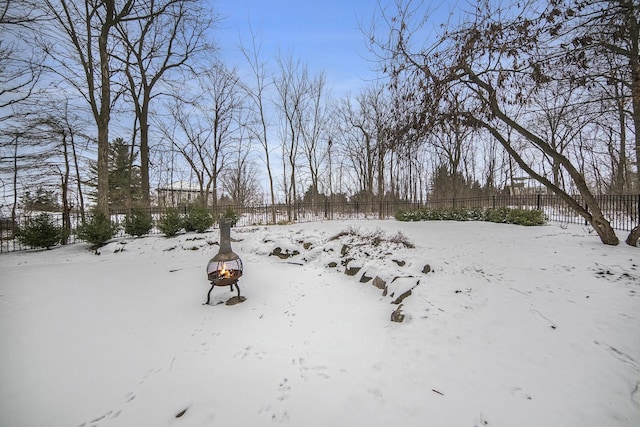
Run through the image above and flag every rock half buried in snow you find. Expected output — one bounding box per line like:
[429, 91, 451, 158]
[359, 272, 373, 283]
[372, 276, 387, 290]
[391, 304, 405, 322]
[225, 296, 247, 306]
[270, 247, 300, 259]
[345, 266, 361, 276]
[386, 276, 420, 304]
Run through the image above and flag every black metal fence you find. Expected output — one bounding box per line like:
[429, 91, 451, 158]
[2, 193, 638, 253]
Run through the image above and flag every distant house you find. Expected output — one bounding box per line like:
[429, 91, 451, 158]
[509, 177, 548, 196]
[156, 182, 212, 207]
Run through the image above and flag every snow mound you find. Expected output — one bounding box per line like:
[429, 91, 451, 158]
[1, 220, 639, 427]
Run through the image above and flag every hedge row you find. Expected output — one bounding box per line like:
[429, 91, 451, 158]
[395, 207, 547, 226]
[16, 206, 240, 250]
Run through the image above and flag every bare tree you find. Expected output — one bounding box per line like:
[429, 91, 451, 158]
[161, 63, 242, 206]
[300, 71, 329, 203]
[28, 102, 91, 241]
[579, 0, 639, 189]
[39, 0, 138, 212]
[162, 98, 215, 204]
[274, 54, 312, 219]
[114, 0, 216, 208]
[372, 0, 624, 245]
[530, 81, 590, 191]
[0, 0, 44, 123]
[221, 120, 262, 206]
[239, 29, 277, 222]
[335, 93, 375, 199]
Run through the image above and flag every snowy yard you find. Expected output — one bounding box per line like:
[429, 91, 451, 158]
[1, 220, 639, 427]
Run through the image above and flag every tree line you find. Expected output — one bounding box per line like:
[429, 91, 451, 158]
[0, 0, 638, 245]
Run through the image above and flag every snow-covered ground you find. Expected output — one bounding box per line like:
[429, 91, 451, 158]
[1, 220, 639, 427]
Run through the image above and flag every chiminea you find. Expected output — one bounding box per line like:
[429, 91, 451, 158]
[205, 218, 244, 305]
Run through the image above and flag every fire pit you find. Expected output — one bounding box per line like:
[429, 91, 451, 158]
[205, 218, 244, 305]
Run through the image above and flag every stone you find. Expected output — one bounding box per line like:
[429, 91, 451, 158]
[372, 276, 386, 290]
[225, 296, 247, 306]
[422, 264, 431, 274]
[391, 289, 412, 305]
[270, 247, 300, 259]
[327, 261, 338, 268]
[341, 257, 354, 266]
[340, 244, 350, 256]
[392, 259, 406, 267]
[345, 266, 361, 276]
[303, 242, 313, 250]
[391, 305, 405, 323]
[359, 272, 373, 283]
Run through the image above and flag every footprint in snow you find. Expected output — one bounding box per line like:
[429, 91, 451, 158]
[271, 410, 290, 424]
[632, 382, 640, 408]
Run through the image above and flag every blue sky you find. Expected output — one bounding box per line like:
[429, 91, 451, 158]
[213, 0, 403, 96]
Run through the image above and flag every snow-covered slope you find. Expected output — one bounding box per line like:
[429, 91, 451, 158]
[1, 220, 638, 426]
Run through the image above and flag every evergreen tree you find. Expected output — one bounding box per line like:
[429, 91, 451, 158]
[76, 210, 117, 248]
[109, 138, 142, 209]
[157, 208, 183, 237]
[17, 213, 62, 249]
[124, 207, 153, 237]
[88, 138, 142, 209]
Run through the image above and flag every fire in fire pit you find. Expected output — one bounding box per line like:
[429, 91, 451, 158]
[205, 218, 244, 305]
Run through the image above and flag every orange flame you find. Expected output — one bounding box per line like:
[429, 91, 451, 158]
[218, 263, 232, 279]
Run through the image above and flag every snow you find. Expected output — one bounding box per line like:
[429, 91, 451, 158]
[1, 219, 639, 427]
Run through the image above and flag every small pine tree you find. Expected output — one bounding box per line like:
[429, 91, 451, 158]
[157, 208, 183, 237]
[221, 206, 239, 227]
[77, 210, 117, 248]
[124, 207, 153, 237]
[17, 213, 62, 249]
[183, 204, 213, 233]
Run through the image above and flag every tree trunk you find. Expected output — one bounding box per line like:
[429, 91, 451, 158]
[627, 1, 640, 189]
[97, 120, 110, 212]
[61, 133, 71, 245]
[626, 225, 640, 246]
[11, 136, 18, 224]
[465, 67, 620, 245]
[377, 141, 385, 219]
[476, 113, 620, 245]
[71, 130, 85, 222]
[97, 13, 111, 213]
[139, 96, 151, 207]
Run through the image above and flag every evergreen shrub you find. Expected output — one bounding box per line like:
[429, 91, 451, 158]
[77, 210, 117, 247]
[395, 206, 546, 226]
[184, 205, 214, 233]
[124, 207, 154, 237]
[17, 213, 62, 249]
[158, 208, 183, 237]
[221, 206, 239, 226]
[484, 207, 509, 223]
[505, 208, 547, 226]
